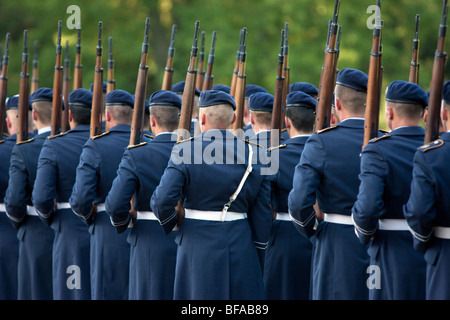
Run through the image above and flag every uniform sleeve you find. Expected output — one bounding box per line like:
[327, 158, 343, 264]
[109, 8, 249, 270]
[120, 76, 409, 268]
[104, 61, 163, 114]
[351, 143, 387, 244]
[70, 140, 101, 225]
[247, 175, 272, 269]
[32, 140, 57, 226]
[404, 151, 436, 253]
[150, 150, 186, 234]
[105, 150, 138, 233]
[4, 145, 28, 228]
[288, 134, 324, 238]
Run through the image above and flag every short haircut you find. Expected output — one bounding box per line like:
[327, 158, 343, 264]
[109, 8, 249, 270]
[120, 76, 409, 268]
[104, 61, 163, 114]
[106, 104, 133, 124]
[69, 105, 91, 125]
[200, 104, 235, 127]
[150, 105, 180, 132]
[285, 107, 315, 133]
[250, 110, 272, 127]
[335, 84, 367, 115]
[32, 101, 52, 125]
[387, 101, 424, 121]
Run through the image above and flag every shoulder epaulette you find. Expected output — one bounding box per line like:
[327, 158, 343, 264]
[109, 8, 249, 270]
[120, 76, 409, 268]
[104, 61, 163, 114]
[144, 133, 154, 139]
[418, 139, 444, 153]
[3, 133, 10, 138]
[241, 139, 263, 148]
[0, 139, 4, 144]
[16, 137, 35, 145]
[281, 128, 287, 133]
[317, 125, 338, 134]
[267, 144, 287, 152]
[369, 134, 391, 144]
[177, 136, 195, 144]
[127, 141, 147, 150]
[92, 131, 110, 140]
[48, 132, 68, 140]
[379, 129, 389, 134]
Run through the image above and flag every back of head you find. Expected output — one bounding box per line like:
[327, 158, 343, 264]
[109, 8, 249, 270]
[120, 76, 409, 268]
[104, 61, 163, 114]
[69, 88, 93, 125]
[199, 90, 236, 129]
[30, 87, 53, 126]
[385, 80, 427, 121]
[105, 89, 134, 125]
[443, 80, 450, 111]
[249, 92, 274, 128]
[285, 91, 316, 133]
[5, 95, 19, 134]
[149, 90, 182, 132]
[335, 68, 368, 116]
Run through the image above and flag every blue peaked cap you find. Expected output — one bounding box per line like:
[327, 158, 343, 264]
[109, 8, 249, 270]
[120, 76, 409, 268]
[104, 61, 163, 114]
[149, 90, 182, 109]
[249, 92, 274, 112]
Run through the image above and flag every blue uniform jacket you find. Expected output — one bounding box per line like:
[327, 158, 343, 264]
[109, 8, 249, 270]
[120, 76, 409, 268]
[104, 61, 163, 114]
[106, 132, 176, 232]
[352, 126, 425, 244]
[0, 134, 17, 204]
[5, 131, 51, 228]
[70, 124, 131, 224]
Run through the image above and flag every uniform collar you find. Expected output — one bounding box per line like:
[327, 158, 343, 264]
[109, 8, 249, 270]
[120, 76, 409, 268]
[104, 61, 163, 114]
[69, 124, 91, 132]
[337, 118, 365, 129]
[38, 126, 51, 135]
[108, 124, 132, 132]
[389, 126, 424, 136]
[152, 132, 177, 142]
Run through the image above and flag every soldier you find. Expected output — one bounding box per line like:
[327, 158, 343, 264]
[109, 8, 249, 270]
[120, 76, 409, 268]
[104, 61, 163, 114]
[0, 96, 19, 300]
[248, 91, 274, 149]
[151, 90, 272, 299]
[32, 88, 93, 300]
[171, 80, 200, 137]
[404, 81, 450, 300]
[5, 87, 55, 299]
[352, 80, 428, 300]
[70, 89, 134, 300]
[212, 84, 231, 94]
[264, 90, 315, 300]
[106, 90, 181, 300]
[289, 82, 319, 100]
[288, 68, 371, 300]
[243, 84, 268, 133]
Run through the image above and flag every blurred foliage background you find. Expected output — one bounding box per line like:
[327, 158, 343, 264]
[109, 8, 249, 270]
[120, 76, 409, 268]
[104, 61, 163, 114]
[0, 0, 448, 130]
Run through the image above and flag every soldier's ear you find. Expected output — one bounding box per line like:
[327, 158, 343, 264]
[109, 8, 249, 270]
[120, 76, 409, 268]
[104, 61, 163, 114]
[231, 112, 236, 125]
[285, 116, 291, 129]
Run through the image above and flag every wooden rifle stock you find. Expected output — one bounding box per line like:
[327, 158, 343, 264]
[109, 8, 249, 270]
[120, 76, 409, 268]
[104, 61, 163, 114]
[90, 22, 103, 138]
[61, 40, 71, 132]
[425, 0, 448, 144]
[196, 31, 205, 91]
[0, 33, 10, 139]
[409, 14, 420, 84]
[17, 30, 29, 143]
[271, 29, 285, 148]
[230, 31, 243, 97]
[73, 28, 83, 90]
[280, 22, 289, 129]
[232, 27, 247, 137]
[177, 21, 200, 142]
[202, 31, 217, 91]
[107, 37, 116, 94]
[31, 40, 39, 94]
[315, 0, 340, 131]
[51, 21, 63, 136]
[161, 24, 177, 90]
[363, 7, 383, 149]
[129, 17, 150, 146]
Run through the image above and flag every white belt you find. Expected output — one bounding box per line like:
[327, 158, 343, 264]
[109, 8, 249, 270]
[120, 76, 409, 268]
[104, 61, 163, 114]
[276, 212, 292, 221]
[378, 219, 409, 231]
[184, 208, 247, 222]
[136, 211, 158, 220]
[323, 213, 353, 225]
[434, 227, 450, 239]
[57, 202, 71, 209]
[27, 205, 39, 216]
[0, 203, 5, 212]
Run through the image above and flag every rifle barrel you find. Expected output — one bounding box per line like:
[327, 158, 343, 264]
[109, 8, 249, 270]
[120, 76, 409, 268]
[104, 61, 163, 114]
[90, 21, 104, 138]
[17, 30, 29, 143]
[0, 33, 10, 138]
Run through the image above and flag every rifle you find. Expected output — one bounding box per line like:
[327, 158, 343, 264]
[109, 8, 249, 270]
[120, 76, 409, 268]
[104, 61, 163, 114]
[315, 0, 340, 131]
[425, 0, 448, 144]
[129, 17, 150, 146]
[196, 31, 206, 91]
[161, 24, 177, 90]
[90, 21, 103, 138]
[232, 27, 247, 137]
[409, 14, 420, 84]
[51, 21, 63, 136]
[17, 30, 29, 143]
[73, 28, 83, 90]
[177, 20, 200, 142]
[0, 33, 10, 139]
[280, 22, 289, 129]
[31, 40, 39, 94]
[363, 1, 383, 149]
[202, 31, 217, 91]
[229, 30, 244, 97]
[271, 29, 285, 148]
[61, 40, 71, 132]
[107, 37, 116, 94]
